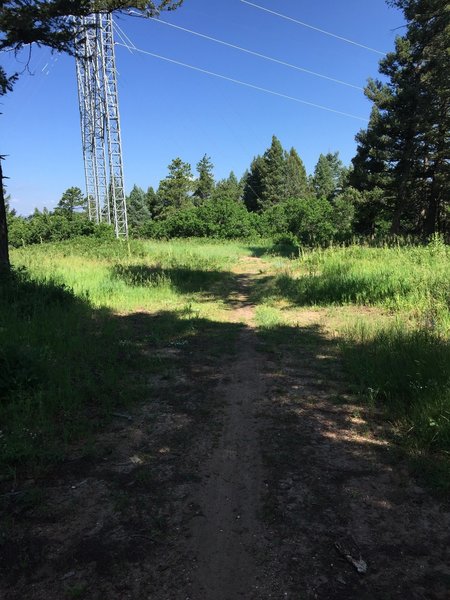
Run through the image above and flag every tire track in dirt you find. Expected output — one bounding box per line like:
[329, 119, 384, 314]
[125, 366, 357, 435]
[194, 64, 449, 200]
[187, 258, 270, 598]
[188, 328, 266, 598]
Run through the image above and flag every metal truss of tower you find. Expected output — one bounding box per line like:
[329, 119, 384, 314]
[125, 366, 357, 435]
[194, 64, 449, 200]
[75, 13, 128, 238]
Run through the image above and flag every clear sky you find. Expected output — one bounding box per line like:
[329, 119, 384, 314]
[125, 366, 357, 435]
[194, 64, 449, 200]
[1, 0, 404, 215]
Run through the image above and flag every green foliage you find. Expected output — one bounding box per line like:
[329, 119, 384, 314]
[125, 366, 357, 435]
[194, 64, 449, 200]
[271, 233, 300, 257]
[243, 155, 265, 212]
[142, 198, 259, 240]
[193, 154, 215, 203]
[127, 184, 150, 234]
[261, 197, 336, 247]
[312, 152, 345, 200]
[212, 171, 242, 203]
[259, 135, 287, 209]
[285, 147, 308, 199]
[0, 66, 17, 96]
[243, 137, 310, 212]
[157, 157, 193, 213]
[353, 187, 392, 235]
[8, 210, 96, 247]
[332, 190, 357, 241]
[351, 0, 450, 236]
[54, 187, 86, 219]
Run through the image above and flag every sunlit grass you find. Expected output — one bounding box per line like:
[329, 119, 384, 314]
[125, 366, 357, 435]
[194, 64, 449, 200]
[263, 242, 449, 327]
[11, 238, 266, 317]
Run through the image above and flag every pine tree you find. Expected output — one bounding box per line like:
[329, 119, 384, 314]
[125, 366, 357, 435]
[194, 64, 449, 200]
[259, 135, 287, 209]
[243, 156, 265, 212]
[145, 186, 162, 218]
[312, 152, 344, 200]
[351, 0, 449, 235]
[213, 171, 243, 203]
[313, 154, 334, 200]
[54, 187, 86, 219]
[127, 185, 150, 230]
[193, 154, 215, 203]
[157, 158, 193, 213]
[285, 147, 308, 198]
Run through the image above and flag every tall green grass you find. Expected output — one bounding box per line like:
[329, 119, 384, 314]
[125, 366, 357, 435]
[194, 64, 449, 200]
[341, 320, 450, 491]
[0, 269, 142, 477]
[10, 238, 259, 313]
[272, 241, 449, 324]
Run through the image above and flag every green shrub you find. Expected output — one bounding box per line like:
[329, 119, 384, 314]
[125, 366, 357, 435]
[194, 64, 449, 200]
[271, 233, 300, 257]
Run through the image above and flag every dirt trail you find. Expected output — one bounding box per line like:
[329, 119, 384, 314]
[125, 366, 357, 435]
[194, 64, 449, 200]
[188, 328, 265, 598]
[187, 259, 267, 598]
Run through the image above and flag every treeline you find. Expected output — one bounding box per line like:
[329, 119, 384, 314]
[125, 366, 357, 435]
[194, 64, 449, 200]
[7, 140, 360, 247]
[6, 187, 113, 247]
[123, 140, 357, 244]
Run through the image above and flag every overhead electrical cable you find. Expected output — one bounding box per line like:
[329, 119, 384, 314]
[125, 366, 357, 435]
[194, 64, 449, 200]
[114, 40, 368, 122]
[115, 20, 267, 206]
[147, 17, 363, 91]
[114, 19, 139, 53]
[240, 0, 386, 55]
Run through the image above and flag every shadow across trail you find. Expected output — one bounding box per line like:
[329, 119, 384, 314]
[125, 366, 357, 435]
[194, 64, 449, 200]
[257, 321, 450, 599]
[2, 258, 450, 599]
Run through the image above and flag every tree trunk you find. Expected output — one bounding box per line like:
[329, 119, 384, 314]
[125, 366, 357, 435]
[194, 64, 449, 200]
[423, 189, 440, 237]
[0, 158, 11, 271]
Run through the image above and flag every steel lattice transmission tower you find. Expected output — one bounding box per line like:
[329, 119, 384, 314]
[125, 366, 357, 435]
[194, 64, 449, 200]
[75, 13, 128, 238]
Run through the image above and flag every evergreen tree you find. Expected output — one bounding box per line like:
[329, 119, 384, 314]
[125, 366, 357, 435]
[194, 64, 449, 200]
[351, 106, 392, 193]
[213, 171, 243, 203]
[243, 156, 265, 212]
[157, 157, 193, 213]
[145, 186, 162, 218]
[259, 135, 287, 209]
[126, 185, 150, 231]
[285, 147, 308, 198]
[54, 187, 86, 219]
[351, 0, 449, 235]
[193, 154, 215, 203]
[313, 152, 345, 200]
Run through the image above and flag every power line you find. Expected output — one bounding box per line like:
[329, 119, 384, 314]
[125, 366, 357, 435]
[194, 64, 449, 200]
[240, 0, 386, 56]
[115, 40, 368, 122]
[148, 17, 363, 91]
[114, 19, 139, 53]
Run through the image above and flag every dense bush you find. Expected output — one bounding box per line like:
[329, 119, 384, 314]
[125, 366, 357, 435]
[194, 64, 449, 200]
[141, 198, 261, 240]
[8, 211, 96, 248]
[7, 211, 113, 247]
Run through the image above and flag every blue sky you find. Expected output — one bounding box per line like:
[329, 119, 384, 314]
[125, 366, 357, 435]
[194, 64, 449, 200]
[1, 0, 404, 215]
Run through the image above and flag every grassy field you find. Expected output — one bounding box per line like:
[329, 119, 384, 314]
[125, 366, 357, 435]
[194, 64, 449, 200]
[3, 237, 450, 489]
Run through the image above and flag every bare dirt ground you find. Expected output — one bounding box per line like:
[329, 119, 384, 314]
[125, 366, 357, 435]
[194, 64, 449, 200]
[1, 256, 450, 599]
